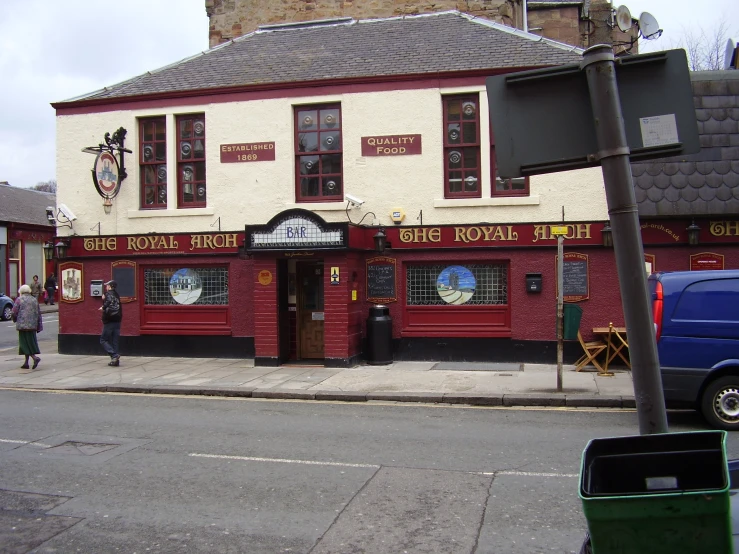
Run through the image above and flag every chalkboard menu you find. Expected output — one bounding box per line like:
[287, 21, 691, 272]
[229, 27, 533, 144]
[111, 260, 136, 303]
[556, 252, 589, 302]
[366, 256, 397, 303]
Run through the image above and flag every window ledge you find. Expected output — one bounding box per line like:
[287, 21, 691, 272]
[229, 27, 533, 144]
[284, 202, 347, 211]
[433, 196, 540, 208]
[127, 207, 216, 218]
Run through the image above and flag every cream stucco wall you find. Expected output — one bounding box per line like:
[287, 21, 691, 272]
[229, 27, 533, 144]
[56, 86, 608, 237]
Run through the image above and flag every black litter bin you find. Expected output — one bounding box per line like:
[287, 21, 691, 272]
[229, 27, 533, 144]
[366, 305, 392, 365]
[563, 303, 583, 340]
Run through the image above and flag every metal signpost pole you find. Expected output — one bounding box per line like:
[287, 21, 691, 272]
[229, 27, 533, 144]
[582, 45, 668, 435]
[556, 233, 564, 392]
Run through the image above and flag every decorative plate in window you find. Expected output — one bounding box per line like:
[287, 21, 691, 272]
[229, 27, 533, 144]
[182, 165, 194, 182]
[449, 151, 462, 164]
[448, 127, 460, 141]
[181, 142, 192, 157]
[324, 113, 336, 126]
[157, 166, 167, 182]
[197, 185, 206, 198]
[169, 268, 202, 305]
[303, 115, 313, 127]
[462, 102, 476, 116]
[193, 121, 205, 136]
[436, 265, 476, 305]
[143, 145, 154, 160]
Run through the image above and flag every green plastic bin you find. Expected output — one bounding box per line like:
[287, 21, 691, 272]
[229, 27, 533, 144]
[563, 303, 582, 340]
[579, 431, 732, 554]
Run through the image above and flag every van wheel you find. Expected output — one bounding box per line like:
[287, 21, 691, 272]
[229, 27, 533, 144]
[701, 377, 739, 430]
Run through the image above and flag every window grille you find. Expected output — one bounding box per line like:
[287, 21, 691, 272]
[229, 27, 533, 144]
[144, 267, 228, 305]
[406, 264, 507, 306]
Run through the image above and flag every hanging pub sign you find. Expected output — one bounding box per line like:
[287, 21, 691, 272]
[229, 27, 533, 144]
[83, 127, 130, 201]
[93, 151, 121, 197]
[690, 252, 724, 271]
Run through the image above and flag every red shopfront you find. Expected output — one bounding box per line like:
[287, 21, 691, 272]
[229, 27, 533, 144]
[58, 213, 739, 365]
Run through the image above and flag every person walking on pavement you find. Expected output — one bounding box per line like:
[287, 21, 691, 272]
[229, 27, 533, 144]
[99, 280, 122, 366]
[11, 284, 43, 369]
[29, 275, 42, 301]
[44, 273, 57, 305]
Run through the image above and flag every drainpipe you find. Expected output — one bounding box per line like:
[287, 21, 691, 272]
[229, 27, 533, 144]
[523, 0, 528, 32]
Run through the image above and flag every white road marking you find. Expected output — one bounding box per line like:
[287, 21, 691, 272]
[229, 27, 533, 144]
[0, 438, 52, 447]
[189, 452, 379, 468]
[483, 470, 579, 478]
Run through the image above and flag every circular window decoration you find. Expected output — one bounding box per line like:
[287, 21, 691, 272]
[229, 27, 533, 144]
[157, 165, 167, 182]
[181, 142, 192, 157]
[449, 151, 462, 164]
[323, 135, 335, 148]
[182, 165, 194, 182]
[303, 115, 314, 127]
[197, 185, 206, 198]
[448, 128, 460, 141]
[193, 121, 205, 136]
[143, 145, 154, 161]
[169, 268, 202, 305]
[305, 160, 314, 170]
[325, 180, 337, 191]
[324, 113, 336, 126]
[436, 265, 476, 305]
[462, 101, 476, 116]
[158, 189, 167, 202]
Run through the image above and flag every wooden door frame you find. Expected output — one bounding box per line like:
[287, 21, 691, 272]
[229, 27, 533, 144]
[296, 260, 324, 360]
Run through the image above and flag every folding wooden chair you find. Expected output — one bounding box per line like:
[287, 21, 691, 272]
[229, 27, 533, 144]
[604, 322, 630, 372]
[576, 330, 607, 372]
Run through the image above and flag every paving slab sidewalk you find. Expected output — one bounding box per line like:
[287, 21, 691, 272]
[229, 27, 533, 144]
[0, 346, 636, 409]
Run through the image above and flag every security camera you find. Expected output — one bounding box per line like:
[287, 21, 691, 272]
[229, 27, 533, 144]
[58, 203, 77, 222]
[345, 194, 365, 208]
[46, 207, 56, 223]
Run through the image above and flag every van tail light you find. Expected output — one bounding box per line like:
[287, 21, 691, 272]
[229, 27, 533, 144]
[653, 281, 664, 341]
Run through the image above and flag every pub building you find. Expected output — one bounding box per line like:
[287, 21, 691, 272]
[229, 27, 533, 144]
[52, 13, 739, 366]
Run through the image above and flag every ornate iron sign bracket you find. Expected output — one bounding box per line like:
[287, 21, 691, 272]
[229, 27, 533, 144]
[82, 127, 132, 201]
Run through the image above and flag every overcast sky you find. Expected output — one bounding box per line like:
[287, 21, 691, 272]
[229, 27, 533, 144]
[0, 0, 736, 188]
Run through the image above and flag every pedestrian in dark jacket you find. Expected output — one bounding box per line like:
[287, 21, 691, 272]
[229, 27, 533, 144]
[99, 280, 122, 366]
[12, 285, 43, 369]
[44, 274, 57, 305]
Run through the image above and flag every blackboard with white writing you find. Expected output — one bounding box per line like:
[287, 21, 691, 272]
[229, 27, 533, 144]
[563, 258, 589, 300]
[366, 257, 397, 303]
[112, 262, 136, 302]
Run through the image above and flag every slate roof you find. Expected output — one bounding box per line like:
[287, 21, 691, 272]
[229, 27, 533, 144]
[0, 185, 56, 227]
[62, 11, 582, 104]
[631, 71, 739, 217]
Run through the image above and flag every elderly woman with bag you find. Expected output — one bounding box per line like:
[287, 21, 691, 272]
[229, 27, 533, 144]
[11, 284, 43, 369]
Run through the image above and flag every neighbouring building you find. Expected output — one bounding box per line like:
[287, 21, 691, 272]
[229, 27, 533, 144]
[51, 11, 736, 366]
[0, 183, 57, 300]
[206, 0, 640, 53]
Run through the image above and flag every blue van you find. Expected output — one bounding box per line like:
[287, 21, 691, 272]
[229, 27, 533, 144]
[648, 270, 739, 430]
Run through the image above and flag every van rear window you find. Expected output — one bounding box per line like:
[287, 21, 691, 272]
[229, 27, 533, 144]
[673, 278, 739, 321]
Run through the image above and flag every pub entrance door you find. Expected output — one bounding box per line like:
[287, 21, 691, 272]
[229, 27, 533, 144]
[296, 261, 324, 359]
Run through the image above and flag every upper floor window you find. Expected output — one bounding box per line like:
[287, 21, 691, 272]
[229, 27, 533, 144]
[295, 104, 342, 202]
[140, 117, 167, 208]
[443, 95, 480, 199]
[177, 114, 206, 208]
[491, 127, 529, 196]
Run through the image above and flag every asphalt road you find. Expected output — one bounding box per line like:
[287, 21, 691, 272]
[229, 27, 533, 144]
[0, 312, 58, 354]
[0, 391, 734, 553]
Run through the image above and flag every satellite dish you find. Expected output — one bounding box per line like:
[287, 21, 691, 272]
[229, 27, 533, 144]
[725, 38, 737, 70]
[638, 11, 662, 39]
[615, 5, 632, 32]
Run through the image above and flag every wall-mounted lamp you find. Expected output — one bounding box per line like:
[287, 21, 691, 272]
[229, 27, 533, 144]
[373, 225, 387, 254]
[54, 239, 70, 260]
[601, 221, 613, 248]
[43, 241, 55, 261]
[103, 198, 113, 215]
[686, 220, 700, 245]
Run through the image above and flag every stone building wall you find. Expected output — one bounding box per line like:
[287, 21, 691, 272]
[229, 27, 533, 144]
[205, 0, 519, 47]
[205, 0, 638, 53]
